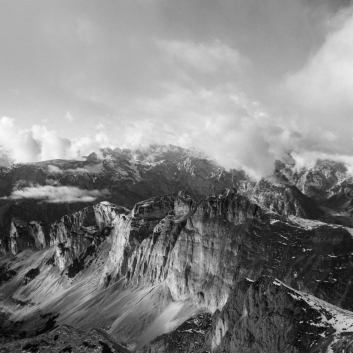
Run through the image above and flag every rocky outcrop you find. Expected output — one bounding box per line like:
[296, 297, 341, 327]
[0, 324, 130, 352]
[243, 178, 323, 219]
[205, 277, 353, 353]
[276, 159, 349, 203]
[140, 277, 353, 353]
[1, 202, 128, 277]
[138, 313, 212, 353]
[22, 267, 40, 285]
[0, 201, 93, 255]
[103, 192, 196, 282]
[52, 202, 128, 271]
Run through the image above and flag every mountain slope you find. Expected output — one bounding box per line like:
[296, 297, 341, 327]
[2, 189, 353, 351]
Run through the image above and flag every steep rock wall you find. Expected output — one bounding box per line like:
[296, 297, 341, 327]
[3, 202, 128, 273]
[103, 189, 353, 315]
[206, 277, 353, 353]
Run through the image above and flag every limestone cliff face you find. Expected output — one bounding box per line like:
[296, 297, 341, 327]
[53, 202, 129, 271]
[104, 192, 196, 282]
[102, 188, 353, 316]
[3, 202, 128, 275]
[100, 189, 263, 313]
[0, 201, 93, 255]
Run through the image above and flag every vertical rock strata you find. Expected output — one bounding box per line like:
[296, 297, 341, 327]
[4, 202, 128, 270]
[101, 189, 264, 313]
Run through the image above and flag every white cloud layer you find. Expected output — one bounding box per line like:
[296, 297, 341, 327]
[1, 185, 110, 203]
[275, 9, 353, 170]
[1, 2, 353, 179]
[47, 165, 89, 174]
[0, 117, 113, 164]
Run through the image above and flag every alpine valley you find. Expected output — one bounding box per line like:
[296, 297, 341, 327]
[1, 145, 353, 353]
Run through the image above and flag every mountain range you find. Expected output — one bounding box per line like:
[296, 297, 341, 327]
[1, 145, 353, 352]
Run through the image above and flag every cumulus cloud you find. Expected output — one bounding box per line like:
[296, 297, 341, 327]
[290, 151, 353, 174]
[1, 185, 110, 203]
[273, 8, 353, 170]
[4, 12, 353, 179]
[0, 117, 114, 165]
[114, 84, 279, 178]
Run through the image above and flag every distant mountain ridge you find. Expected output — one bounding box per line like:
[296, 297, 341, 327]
[2, 144, 353, 256]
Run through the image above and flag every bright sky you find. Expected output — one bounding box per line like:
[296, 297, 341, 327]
[1, 0, 353, 176]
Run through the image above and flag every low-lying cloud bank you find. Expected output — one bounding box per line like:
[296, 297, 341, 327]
[0, 117, 111, 164]
[1, 185, 110, 203]
[47, 165, 89, 174]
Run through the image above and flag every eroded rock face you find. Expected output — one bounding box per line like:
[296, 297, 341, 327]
[138, 313, 212, 353]
[104, 192, 195, 282]
[239, 178, 323, 219]
[22, 267, 40, 285]
[0, 324, 129, 353]
[52, 202, 128, 271]
[1, 202, 128, 277]
[276, 159, 349, 203]
[205, 277, 353, 353]
[140, 277, 353, 353]
[102, 188, 353, 315]
[100, 189, 265, 313]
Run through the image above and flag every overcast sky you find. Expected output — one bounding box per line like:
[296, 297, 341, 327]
[1, 0, 353, 176]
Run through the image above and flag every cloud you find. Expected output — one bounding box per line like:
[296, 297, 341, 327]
[0, 117, 114, 165]
[1, 1, 353, 180]
[113, 83, 278, 178]
[96, 122, 105, 129]
[157, 40, 247, 74]
[65, 111, 74, 123]
[1, 185, 110, 203]
[290, 151, 353, 174]
[4, 9, 353, 179]
[48, 165, 89, 174]
[284, 12, 353, 121]
[273, 8, 353, 168]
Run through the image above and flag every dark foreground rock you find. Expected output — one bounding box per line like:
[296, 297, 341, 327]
[205, 277, 353, 353]
[0, 324, 129, 353]
[138, 313, 212, 353]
